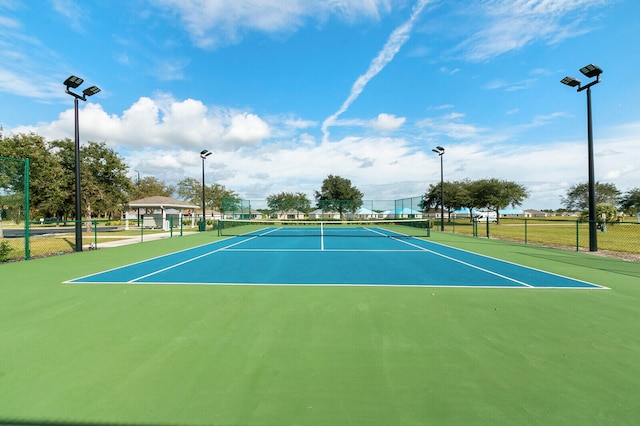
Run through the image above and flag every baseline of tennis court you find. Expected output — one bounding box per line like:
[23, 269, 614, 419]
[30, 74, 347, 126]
[66, 225, 607, 289]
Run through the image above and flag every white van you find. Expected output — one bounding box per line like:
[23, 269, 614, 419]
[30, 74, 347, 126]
[475, 211, 498, 223]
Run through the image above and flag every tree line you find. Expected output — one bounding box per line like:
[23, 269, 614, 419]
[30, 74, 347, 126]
[2, 132, 639, 223]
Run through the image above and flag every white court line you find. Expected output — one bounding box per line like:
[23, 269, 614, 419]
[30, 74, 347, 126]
[382, 233, 536, 288]
[127, 235, 260, 283]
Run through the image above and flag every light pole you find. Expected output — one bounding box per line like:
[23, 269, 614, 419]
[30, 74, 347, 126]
[561, 64, 602, 252]
[200, 149, 212, 231]
[64, 75, 100, 252]
[432, 146, 445, 231]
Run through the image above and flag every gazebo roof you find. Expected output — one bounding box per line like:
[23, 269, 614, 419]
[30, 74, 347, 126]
[129, 196, 198, 210]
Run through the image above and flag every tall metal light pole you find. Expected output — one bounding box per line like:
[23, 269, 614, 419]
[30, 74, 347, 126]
[561, 64, 602, 252]
[432, 146, 445, 231]
[200, 149, 212, 231]
[64, 75, 101, 252]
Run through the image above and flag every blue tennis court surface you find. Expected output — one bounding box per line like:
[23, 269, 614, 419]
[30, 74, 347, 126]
[67, 226, 606, 289]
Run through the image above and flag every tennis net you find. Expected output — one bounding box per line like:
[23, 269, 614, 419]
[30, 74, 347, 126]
[217, 219, 431, 238]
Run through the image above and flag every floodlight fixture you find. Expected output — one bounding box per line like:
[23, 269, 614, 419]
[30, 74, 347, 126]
[580, 64, 603, 79]
[200, 149, 212, 159]
[64, 75, 83, 89]
[560, 76, 581, 87]
[82, 85, 101, 97]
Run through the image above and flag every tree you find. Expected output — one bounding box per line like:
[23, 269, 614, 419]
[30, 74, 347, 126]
[267, 192, 311, 214]
[423, 180, 471, 220]
[132, 176, 174, 200]
[561, 182, 621, 211]
[1, 133, 68, 219]
[176, 178, 237, 213]
[2, 133, 134, 221]
[81, 142, 132, 219]
[619, 188, 640, 214]
[49, 139, 132, 221]
[469, 179, 528, 223]
[315, 175, 363, 219]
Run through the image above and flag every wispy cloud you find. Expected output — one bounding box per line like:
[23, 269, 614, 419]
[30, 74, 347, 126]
[322, 0, 431, 142]
[417, 111, 487, 140]
[484, 78, 537, 92]
[51, 0, 85, 33]
[451, 0, 609, 62]
[152, 0, 392, 49]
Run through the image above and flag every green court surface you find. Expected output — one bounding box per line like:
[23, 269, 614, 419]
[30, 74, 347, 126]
[1, 232, 639, 425]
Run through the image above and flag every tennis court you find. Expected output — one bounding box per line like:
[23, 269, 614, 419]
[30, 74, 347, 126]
[3, 226, 639, 425]
[67, 221, 605, 289]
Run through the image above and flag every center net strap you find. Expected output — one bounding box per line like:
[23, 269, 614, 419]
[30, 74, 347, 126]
[217, 219, 431, 238]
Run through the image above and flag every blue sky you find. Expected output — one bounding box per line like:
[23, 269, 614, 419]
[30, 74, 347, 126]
[1, 0, 638, 209]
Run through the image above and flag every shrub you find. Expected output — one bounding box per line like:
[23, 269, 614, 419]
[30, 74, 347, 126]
[0, 240, 13, 262]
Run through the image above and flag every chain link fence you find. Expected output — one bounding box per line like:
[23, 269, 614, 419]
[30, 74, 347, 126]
[1, 217, 198, 263]
[431, 216, 640, 261]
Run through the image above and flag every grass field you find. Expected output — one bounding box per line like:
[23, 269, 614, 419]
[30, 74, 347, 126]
[1, 232, 639, 425]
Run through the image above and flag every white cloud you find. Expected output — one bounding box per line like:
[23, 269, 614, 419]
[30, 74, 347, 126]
[10, 95, 269, 151]
[222, 113, 271, 147]
[371, 113, 406, 132]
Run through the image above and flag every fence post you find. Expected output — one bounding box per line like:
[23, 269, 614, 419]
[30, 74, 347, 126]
[93, 219, 98, 248]
[524, 218, 528, 244]
[24, 158, 31, 260]
[575, 220, 579, 251]
[170, 217, 173, 237]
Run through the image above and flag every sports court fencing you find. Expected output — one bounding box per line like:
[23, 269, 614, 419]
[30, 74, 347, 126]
[431, 216, 640, 261]
[1, 217, 197, 262]
[1, 155, 30, 261]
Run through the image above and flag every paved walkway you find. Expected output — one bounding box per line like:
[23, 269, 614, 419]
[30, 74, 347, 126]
[93, 230, 200, 249]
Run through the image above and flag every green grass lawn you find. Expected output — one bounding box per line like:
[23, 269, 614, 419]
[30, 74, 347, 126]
[1, 232, 639, 425]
